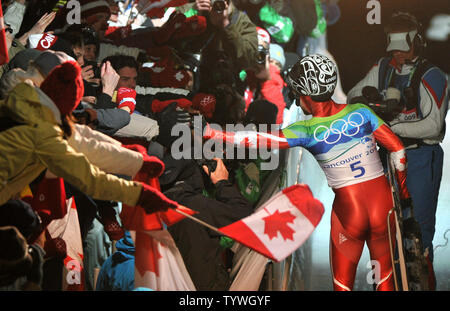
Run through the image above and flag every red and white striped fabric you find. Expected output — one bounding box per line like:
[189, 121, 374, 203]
[0, 1, 9, 65]
[137, 0, 188, 18]
[219, 184, 324, 262]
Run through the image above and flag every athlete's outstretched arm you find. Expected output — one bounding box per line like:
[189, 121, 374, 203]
[203, 125, 291, 149]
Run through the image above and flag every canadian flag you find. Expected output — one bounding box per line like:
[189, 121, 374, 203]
[47, 197, 85, 291]
[0, 1, 9, 65]
[137, 0, 188, 18]
[219, 184, 324, 262]
[120, 172, 196, 290]
[132, 230, 195, 290]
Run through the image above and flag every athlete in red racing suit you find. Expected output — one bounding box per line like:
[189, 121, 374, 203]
[203, 54, 412, 290]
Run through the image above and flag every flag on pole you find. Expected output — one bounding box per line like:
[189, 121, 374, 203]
[120, 174, 196, 290]
[137, 0, 188, 18]
[219, 184, 324, 262]
[47, 197, 85, 290]
[133, 230, 196, 290]
[0, 1, 10, 65]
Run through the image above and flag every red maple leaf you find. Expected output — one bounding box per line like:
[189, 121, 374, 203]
[263, 209, 296, 241]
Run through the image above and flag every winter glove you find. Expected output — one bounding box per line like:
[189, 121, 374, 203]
[122, 144, 165, 179]
[152, 98, 192, 114]
[98, 204, 125, 241]
[117, 87, 137, 114]
[155, 102, 180, 148]
[44, 231, 67, 259]
[153, 12, 186, 45]
[137, 183, 179, 214]
[192, 93, 216, 119]
[172, 15, 207, 40]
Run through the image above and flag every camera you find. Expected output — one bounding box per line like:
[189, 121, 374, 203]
[256, 45, 269, 65]
[212, 0, 227, 13]
[196, 159, 218, 174]
[83, 60, 101, 79]
[352, 86, 404, 122]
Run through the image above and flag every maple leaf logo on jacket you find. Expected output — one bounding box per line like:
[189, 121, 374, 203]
[263, 209, 296, 240]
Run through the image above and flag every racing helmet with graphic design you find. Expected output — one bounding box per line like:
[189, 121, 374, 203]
[287, 54, 337, 101]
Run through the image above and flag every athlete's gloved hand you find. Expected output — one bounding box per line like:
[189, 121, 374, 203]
[137, 183, 178, 214]
[390, 150, 411, 200]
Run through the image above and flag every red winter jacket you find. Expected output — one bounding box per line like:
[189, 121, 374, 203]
[259, 63, 287, 125]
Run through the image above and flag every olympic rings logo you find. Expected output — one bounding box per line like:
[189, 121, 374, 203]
[314, 112, 365, 144]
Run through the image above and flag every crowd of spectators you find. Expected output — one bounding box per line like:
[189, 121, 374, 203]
[0, 0, 341, 290]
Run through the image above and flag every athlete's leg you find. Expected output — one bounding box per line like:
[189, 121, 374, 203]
[366, 176, 396, 291]
[330, 185, 369, 291]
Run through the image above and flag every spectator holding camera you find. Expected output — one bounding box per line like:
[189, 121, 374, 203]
[346, 12, 449, 287]
[243, 27, 287, 125]
[178, 0, 258, 92]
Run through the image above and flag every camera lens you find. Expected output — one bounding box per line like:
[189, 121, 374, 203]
[256, 45, 268, 65]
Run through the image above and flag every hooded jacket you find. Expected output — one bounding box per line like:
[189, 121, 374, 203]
[95, 231, 135, 291]
[0, 82, 142, 206]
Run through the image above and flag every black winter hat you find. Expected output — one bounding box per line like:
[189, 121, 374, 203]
[244, 99, 278, 127]
[0, 200, 42, 241]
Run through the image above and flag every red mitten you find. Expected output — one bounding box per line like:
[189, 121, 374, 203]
[101, 216, 125, 241]
[153, 12, 186, 45]
[138, 183, 178, 214]
[192, 93, 216, 118]
[152, 98, 192, 113]
[122, 144, 165, 178]
[44, 231, 67, 259]
[117, 87, 137, 114]
[172, 15, 207, 40]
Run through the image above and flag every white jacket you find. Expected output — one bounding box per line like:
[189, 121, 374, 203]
[68, 123, 143, 178]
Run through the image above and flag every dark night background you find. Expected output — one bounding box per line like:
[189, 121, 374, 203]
[327, 0, 450, 93]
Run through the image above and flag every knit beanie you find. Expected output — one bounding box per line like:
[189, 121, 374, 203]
[257, 27, 271, 46]
[40, 61, 84, 116]
[269, 43, 286, 69]
[33, 50, 73, 78]
[79, 0, 111, 19]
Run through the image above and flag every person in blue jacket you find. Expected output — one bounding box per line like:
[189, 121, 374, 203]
[96, 231, 135, 291]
